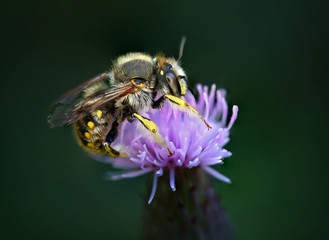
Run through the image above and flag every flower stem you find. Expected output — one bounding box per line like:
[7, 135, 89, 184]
[142, 167, 234, 240]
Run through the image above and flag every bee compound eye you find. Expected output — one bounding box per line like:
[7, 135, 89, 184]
[165, 72, 176, 83]
[166, 64, 173, 70]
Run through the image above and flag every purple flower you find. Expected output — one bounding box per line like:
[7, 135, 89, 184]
[91, 84, 238, 204]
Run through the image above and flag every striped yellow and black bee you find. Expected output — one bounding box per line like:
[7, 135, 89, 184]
[48, 38, 211, 157]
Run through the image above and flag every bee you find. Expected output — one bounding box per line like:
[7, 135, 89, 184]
[48, 38, 211, 157]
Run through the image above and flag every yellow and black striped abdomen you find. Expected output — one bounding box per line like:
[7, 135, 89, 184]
[74, 109, 111, 154]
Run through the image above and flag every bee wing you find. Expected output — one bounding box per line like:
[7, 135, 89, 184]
[53, 72, 110, 105]
[48, 81, 138, 128]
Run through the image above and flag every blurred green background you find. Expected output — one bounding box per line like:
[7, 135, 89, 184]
[1, 0, 328, 239]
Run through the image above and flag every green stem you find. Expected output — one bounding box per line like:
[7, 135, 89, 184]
[142, 167, 234, 240]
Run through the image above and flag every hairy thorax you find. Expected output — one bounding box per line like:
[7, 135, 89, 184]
[115, 89, 153, 112]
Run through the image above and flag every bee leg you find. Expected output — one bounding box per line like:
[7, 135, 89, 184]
[103, 120, 125, 158]
[164, 94, 212, 130]
[152, 95, 166, 109]
[132, 113, 174, 156]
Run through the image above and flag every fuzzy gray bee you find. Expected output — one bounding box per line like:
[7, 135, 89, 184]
[48, 38, 211, 157]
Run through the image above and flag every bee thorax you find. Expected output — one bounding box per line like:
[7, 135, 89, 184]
[115, 90, 153, 112]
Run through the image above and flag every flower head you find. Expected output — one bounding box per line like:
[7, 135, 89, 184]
[92, 84, 238, 204]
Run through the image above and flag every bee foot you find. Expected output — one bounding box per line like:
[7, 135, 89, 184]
[103, 142, 120, 158]
[167, 148, 175, 157]
[204, 120, 212, 130]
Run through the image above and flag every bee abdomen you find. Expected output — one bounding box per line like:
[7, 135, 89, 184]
[74, 109, 111, 154]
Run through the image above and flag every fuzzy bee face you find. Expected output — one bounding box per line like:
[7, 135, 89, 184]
[155, 55, 187, 97]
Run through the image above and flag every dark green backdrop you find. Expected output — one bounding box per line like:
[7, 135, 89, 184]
[1, 0, 328, 239]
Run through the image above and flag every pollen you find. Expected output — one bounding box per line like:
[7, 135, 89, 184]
[85, 132, 92, 139]
[87, 143, 95, 148]
[87, 121, 95, 130]
[160, 70, 164, 75]
[96, 110, 102, 118]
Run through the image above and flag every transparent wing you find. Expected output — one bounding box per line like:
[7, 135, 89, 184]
[53, 72, 109, 105]
[48, 81, 138, 128]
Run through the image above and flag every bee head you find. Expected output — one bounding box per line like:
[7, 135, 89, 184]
[155, 55, 187, 97]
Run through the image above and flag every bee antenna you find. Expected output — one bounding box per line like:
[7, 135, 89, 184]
[177, 36, 186, 65]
